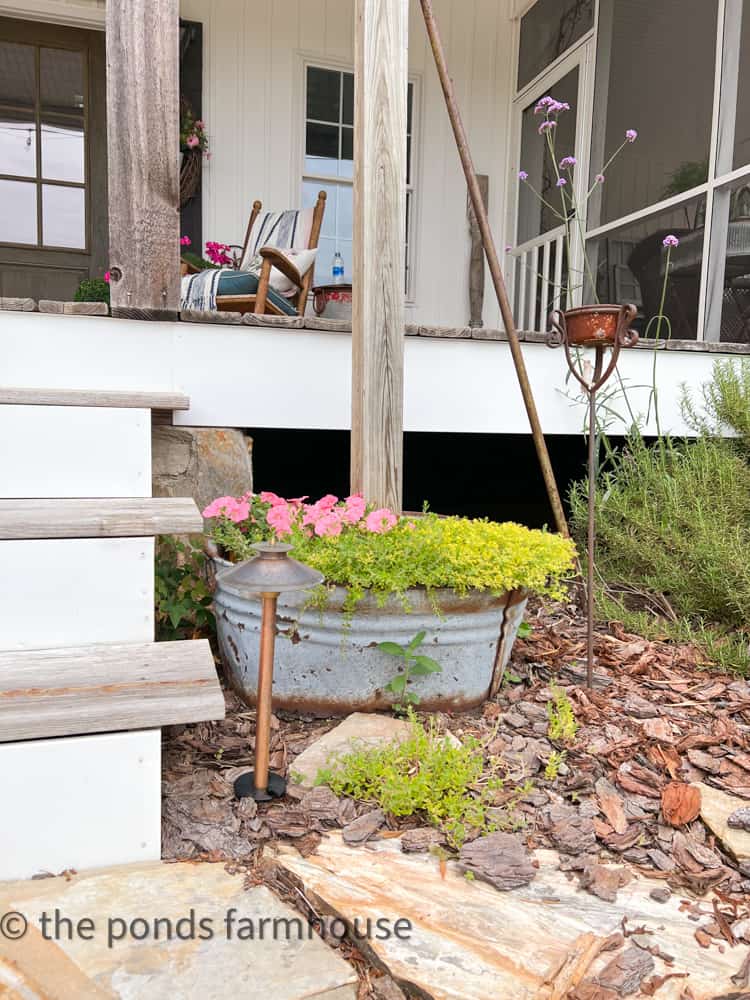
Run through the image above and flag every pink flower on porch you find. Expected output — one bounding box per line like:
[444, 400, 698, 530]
[194, 120, 205, 130]
[342, 494, 367, 525]
[180, 235, 192, 246]
[104, 271, 111, 283]
[186, 135, 200, 149]
[365, 508, 398, 534]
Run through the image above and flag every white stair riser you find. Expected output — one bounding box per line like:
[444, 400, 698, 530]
[0, 730, 161, 881]
[0, 405, 151, 499]
[0, 538, 154, 650]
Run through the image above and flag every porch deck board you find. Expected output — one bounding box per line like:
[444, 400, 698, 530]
[0, 498, 203, 539]
[0, 387, 190, 410]
[0, 639, 225, 742]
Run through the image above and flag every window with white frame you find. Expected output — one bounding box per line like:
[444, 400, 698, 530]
[302, 64, 415, 293]
[514, 0, 750, 344]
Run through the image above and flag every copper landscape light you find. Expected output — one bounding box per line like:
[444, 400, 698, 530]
[220, 542, 324, 802]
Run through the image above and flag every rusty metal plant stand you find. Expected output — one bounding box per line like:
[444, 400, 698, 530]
[547, 304, 638, 687]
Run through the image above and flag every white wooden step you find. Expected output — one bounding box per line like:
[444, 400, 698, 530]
[0, 386, 189, 409]
[1, 405, 150, 499]
[0, 497, 203, 539]
[0, 729, 161, 880]
[0, 639, 225, 742]
[0, 538, 154, 650]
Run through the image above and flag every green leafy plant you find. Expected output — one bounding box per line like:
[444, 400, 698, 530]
[155, 535, 215, 641]
[546, 684, 579, 744]
[378, 630, 442, 710]
[180, 250, 219, 272]
[316, 710, 528, 848]
[517, 621, 532, 639]
[74, 277, 110, 306]
[544, 749, 567, 781]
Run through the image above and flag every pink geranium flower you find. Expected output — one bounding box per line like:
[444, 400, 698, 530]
[180, 235, 191, 246]
[365, 508, 398, 534]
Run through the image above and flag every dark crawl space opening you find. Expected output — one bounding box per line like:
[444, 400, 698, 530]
[246, 430, 643, 529]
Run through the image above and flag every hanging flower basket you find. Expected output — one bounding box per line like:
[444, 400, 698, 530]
[180, 148, 202, 207]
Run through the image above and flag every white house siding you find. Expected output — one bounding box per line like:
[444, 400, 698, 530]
[181, 0, 515, 328]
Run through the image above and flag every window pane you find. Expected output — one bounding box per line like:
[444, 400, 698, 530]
[341, 126, 353, 176]
[585, 194, 706, 341]
[41, 118, 84, 182]
[0, 111, 36, 177]
[707, 175, 750, 342]
[0, 42, 36, 108]
[42, 183, 85, 248]
[40, 48, 84, 113]
[0, 179, 37, 244]
[305, 122, 339, 175]
[517, 68, 578, 244]
[342, 72, 354, 126]
[307, 67, 340, 123]
[407, 82, 413, 134]
[727, 1, 750, 170]
[517, 0, 593, 90]
[590, 0, 717, 227]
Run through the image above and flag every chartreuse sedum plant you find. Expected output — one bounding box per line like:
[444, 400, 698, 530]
[202, 492, 576, 615]
[546, 683, 579, 745]
[316, 710, 530, 849]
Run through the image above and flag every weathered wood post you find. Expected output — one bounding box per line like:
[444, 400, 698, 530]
[105, 0, 180, 319]
[351, 0, 408, 512]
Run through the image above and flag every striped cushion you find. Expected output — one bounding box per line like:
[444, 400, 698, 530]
[240, 208, 314, 271]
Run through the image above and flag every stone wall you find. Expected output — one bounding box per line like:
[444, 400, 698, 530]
[152, 426, 253, 515]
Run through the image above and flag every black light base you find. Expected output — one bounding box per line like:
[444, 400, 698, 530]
[234, 770, 287, 802]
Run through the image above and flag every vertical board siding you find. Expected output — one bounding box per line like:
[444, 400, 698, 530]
[190, 0, 513, 329]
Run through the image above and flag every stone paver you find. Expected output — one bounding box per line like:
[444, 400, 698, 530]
[277, 832, 744, 1000]
[291, 712, 411, 788]
[695, 781, 750, 863]
[0, 862, 357, 1000]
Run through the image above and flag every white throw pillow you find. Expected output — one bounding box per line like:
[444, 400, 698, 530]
[247, 247, 318, 297]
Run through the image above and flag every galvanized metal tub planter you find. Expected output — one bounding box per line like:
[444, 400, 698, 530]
[213, 555, 527, 715]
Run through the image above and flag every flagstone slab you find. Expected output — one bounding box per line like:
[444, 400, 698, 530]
[695, 781, 750, 862]
[0, 862, 357, 1000]
[291, 713, 411, 788]
[276, 833, 744, 1000]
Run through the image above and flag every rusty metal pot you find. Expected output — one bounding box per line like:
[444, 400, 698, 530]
[559, 304, 638, 348]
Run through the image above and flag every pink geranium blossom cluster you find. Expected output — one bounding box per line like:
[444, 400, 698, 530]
[205, 241, 234, 266]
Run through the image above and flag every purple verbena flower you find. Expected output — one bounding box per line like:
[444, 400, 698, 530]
[595, 173, 605, 184]
[518, 170, 528, 181]
[556, 177, 567, 187]
[559, 156, 576, 169]
[534, 95, 555, 114]
[538, 120, 557, 134]
[625, 129, 638, 142]
[662, 234, 680, 248]
[504, 245, 513, 253]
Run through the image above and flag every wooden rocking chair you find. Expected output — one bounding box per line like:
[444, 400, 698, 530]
[213, 191, 327, 317]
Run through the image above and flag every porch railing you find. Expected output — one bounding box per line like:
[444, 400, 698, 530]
[508, 225, 569, 332]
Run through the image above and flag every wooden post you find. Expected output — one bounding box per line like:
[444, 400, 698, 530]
[105, 0, 180, 320]
[351, 0, 408, 512]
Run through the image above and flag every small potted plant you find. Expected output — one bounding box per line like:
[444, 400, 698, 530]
[202, 492, 575, 715]
[517, 98, 641, 347]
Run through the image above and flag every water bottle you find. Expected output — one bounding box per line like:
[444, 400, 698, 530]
[332, 251, 345, 284]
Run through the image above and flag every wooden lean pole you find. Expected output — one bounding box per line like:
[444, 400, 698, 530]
[419, 0, 569, 537]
